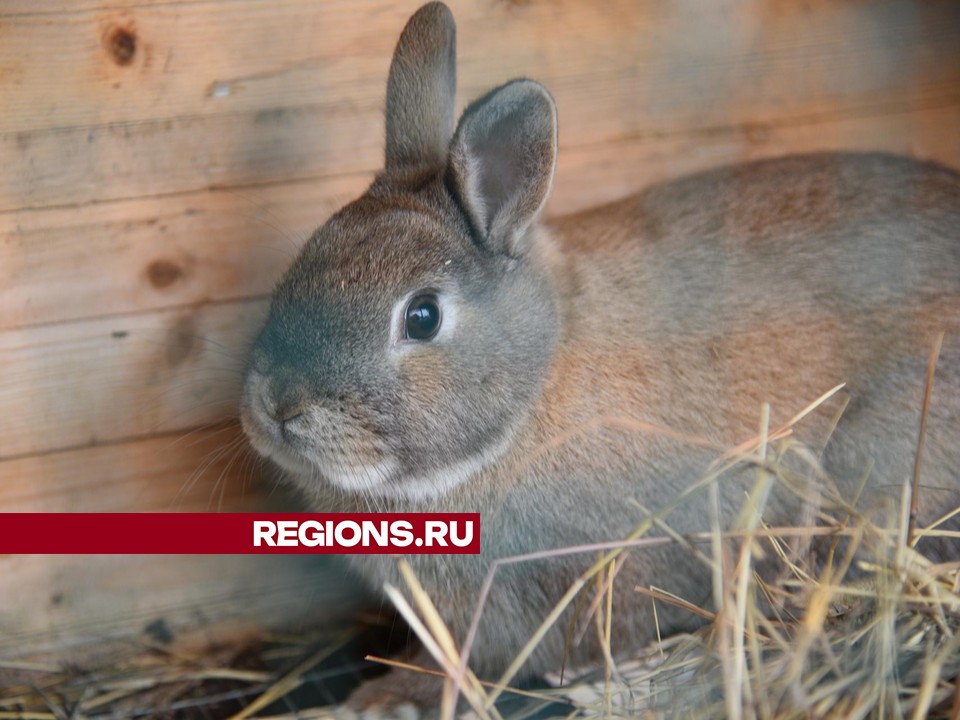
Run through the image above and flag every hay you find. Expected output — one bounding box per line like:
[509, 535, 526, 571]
[378, 395, 960, 719]
[0, 627, 379, 719]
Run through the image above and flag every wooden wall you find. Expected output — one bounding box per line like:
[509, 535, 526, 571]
[1, 0, 959, 659]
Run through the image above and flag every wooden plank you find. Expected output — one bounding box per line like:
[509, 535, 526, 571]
[552, 99, 960, 218]
[0, 173, 371, 330]
[2, 0, 958, 210]
[0, 423, 265, 512]
[0, 101, 384, 213]
[0, 299, 267, 459]
[1, 0, 200, 15]
[2, 101, 959, 331]
[0, 551, 356, 661]
[0, 428, 367, 659]
[0, 0, 413, 133]
[3, 0, 958, 135]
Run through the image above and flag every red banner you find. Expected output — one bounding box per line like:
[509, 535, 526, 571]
[0, 513, 480, 554]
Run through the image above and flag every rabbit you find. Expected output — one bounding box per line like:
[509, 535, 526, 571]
[240, 1, 960, 710]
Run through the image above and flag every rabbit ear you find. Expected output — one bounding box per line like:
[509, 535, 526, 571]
[385, 2, 457, 170]
[447, 79, 558, 256]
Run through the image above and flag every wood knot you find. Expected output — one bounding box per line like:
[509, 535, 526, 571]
[147, 259, 183, 289]
[104, 24, 137, 66]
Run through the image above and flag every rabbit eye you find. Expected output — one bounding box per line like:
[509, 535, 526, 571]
[404, 294, 442, 340]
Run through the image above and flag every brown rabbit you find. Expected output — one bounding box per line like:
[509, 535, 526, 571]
[240, 1, 960, 709]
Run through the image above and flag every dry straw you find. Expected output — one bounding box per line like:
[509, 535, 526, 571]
[375, 376, 960, 719]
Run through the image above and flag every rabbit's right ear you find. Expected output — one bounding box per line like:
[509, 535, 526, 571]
[385, 2, 457, 170]
[447, 80, 558, 257]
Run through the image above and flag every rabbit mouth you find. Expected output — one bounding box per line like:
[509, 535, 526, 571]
[241, 405, 398, 492]
[243, 417, 400, 495]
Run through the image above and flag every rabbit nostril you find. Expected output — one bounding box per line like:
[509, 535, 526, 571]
[279, 403, 307, 426]
[278, 406, 306, 440]
[255, 379, 309, 425]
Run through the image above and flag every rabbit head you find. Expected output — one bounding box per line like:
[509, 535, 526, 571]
[241, 2, 560, 502]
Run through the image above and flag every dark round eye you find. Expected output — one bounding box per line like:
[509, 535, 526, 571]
[404, 294, 442, 341]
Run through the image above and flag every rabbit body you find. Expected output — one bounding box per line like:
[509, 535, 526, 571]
[240, 2, 960, 705]
[344, 152, 960, 683]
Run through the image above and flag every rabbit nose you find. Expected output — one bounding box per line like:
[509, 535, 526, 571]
[257, 383, 306, 425]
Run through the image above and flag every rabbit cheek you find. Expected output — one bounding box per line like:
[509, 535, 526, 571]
[272, 400, 396, 493]
[382, 353, 518, 498]
[286, 426, 397, 494]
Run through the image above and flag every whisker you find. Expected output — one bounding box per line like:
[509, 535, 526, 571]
[173, 434, 247, 509]
[210, 439, 246, 512]
[160, 421, 241, 454]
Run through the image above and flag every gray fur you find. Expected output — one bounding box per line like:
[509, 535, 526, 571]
[240, 2, 960, 708]
[385, 2, 456, 170]
[447, 79, 558, 256]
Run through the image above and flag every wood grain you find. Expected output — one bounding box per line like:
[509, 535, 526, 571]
[0, 423, 266, 512]
[553, 98, 960, 216]
[0, 299, 266, 459]
[4, 0, 953, 135]
[0, 427, 369, 660]
[0, 173, 369, 330]
[2, 0, 958, 210]
[1, 0, 193, 15]
[2, 101, 958, 331]
[0, 546, 361, 661]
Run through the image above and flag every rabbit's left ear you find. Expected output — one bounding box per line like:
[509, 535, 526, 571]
[385, 2, 457, 170]
[447, 79, 558, 257]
